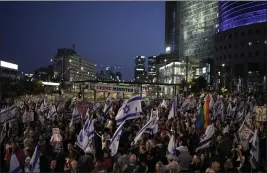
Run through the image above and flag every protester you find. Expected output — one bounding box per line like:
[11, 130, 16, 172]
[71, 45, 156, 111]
[0, 92, 266, 173]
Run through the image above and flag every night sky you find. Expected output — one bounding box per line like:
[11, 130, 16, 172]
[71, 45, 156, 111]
[0, 2, 165, 80]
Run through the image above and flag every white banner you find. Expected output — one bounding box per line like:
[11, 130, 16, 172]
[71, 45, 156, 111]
[95, 84, 135, 93]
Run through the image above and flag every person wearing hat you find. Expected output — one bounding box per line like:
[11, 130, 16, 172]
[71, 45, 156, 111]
[78, 147, 94, 173]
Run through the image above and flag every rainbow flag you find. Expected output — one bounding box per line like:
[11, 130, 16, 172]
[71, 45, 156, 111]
[195, 95, 211, 129]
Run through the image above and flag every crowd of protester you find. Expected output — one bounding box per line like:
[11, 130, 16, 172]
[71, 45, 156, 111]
[0, 92, 266, 173]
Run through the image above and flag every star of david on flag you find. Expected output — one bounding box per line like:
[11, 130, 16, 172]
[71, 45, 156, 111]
[123, 105, 130, 114]
[115, 95, 142, 125]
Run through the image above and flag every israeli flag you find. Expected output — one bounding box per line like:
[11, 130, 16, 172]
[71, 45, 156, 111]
[115, 95, 142, 125]
[196, 123, 215, 152]
[168, 135, 176, 155]
[28, 144, 40, 173]
[0, 105, 17, 123]
[109, 121, 125, 156]
[40, 98, 48, 113]
[76, 118, 94, 151]
[134, 115, 157, 144]
[48, 105, 57, 120]
[250, 129, 259, 169]
[69, 107, 80, 127]
[168, 96, 177, 120]
[92, 101, 101, 113]
[144, 110, 159, 134]
[103, 93, 112, 118]
[9, 153, 22, 173]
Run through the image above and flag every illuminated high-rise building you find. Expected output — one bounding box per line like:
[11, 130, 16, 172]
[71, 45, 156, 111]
[134, 56, 146, 82]
[214, 1, 267, 91]
[179, 1, 219, 60]
[147, 56, 157, 82]
[165, 1, 180, 54]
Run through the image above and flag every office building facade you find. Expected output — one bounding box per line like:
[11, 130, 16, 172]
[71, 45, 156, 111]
[214, 1, 267, 91]
[52, 48, 96, 82]
[134, 56, 146, 82]
[147, 56, 157, 82]
[0, 60, 18, 95]
[165, 1, 180, 54]
[179, 1, 219, 60]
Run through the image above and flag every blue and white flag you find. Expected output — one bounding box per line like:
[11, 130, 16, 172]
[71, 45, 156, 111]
[102, 94, 112, 118]
[40, 98, 48, 113]
[28, 144, 40, 173]
[144, 110, 159, 134]
[69, 107, 80, 127]
[115, 95, 142, 125]
[196, 123, 215, 152]
[0, 105, 17, 123]
[134, 115, 157, 144]
[168, 96, 177, 120]
[76, 118, 95, 151]
[250, 129, 259, 169]
[109, 121, 125, 156]
[48, 105, 57, 120]
[168, 135, 176, 155]
[9, 153, 22, 173]
[92, 101, 101, 113]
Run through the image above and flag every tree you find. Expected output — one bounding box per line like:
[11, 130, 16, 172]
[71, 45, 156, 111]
[190, 76, 207, 93]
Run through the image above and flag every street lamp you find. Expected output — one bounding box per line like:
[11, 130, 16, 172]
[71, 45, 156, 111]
[222, 64, 225, 67]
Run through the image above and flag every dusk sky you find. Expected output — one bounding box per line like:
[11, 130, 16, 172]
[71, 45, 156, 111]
[0, 2, 165, 80]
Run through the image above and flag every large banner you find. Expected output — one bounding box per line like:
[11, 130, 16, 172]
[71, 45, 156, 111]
[95, 84, 135, 93]
[255, 106, 267, 122]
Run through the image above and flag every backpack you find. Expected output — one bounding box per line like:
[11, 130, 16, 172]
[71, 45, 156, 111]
[122, 164, 140, 173]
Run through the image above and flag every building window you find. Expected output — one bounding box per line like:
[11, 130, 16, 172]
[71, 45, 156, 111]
[256, 30, 260, 34]
[255, 51, 260, 56]
[220, 46, 222, 50]
[248, 52, 252, 57]
[235, 32, 238, 37]
[241, 53, 244, 57]
[219, 56, 222, 60]
[224, 45, 227, 50]
[248, 42, 252, 46]
[229, 44, 232, 48]
[241, 32, 245, 36]
[229, 34, 232, 39]
[241, 43, 244, 47]
[248, 30, 252, 35]
[235, 44, 238, 48]
[224, 55, 227, 60]
[229, 55, 232, 60]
